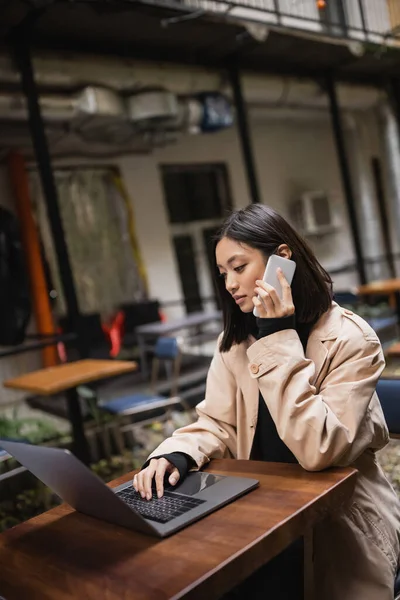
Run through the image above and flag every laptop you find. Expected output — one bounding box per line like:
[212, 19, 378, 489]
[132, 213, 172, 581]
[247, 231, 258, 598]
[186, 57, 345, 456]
[0, 439, 258, 538]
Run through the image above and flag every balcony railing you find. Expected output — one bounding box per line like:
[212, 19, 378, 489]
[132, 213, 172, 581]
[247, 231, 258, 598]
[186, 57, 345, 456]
[163, 0, 400, 44]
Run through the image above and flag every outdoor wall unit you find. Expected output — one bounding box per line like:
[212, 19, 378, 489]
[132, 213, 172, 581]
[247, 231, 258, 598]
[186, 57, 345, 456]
[290, 190, 338, 236]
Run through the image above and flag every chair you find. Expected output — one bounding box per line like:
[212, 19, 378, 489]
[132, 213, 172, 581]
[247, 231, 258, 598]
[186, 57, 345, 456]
[100, 337, 186, 417]
[99, 337, 191, 449]
[0, 446, 26, 483]
[59, 313, 112, 360]
[120, 300, 161, 348]
[376, 379, 400, 438]
[0, 449, 10, 463]
[396, 569, 400, 600]
[374, 380, 400, 599]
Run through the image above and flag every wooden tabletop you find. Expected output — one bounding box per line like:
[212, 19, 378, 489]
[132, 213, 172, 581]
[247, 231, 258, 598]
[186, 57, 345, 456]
[358, 278, 400, 295]
[3, 359, 137, 396]
[0, 459, 356, 600]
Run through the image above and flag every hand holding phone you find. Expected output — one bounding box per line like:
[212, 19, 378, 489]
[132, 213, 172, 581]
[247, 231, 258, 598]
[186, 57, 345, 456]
[253, 255, 296, 317]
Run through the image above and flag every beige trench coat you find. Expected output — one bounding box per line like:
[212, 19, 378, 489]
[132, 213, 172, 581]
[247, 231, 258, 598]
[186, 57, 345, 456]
[148, 303, 400, 599]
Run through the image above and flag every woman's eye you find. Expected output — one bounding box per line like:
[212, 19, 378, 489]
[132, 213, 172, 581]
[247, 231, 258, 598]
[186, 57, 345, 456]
[235, 265, 246, 273]
[219, 272, 227, 279]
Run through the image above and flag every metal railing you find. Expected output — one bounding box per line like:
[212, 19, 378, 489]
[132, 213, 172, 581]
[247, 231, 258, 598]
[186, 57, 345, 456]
[154, 0, 400, 44]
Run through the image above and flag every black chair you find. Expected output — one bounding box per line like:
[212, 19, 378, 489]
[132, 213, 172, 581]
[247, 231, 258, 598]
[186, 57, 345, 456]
[374, 379, 400, 598]
[59, 313, 111, 360]
[120, 300, 161, 347]
[376, 379, 400, 438]
[395, 568, 400, 600]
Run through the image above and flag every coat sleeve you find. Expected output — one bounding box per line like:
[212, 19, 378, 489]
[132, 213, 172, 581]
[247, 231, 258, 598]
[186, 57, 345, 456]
[146, 339, 238, 469]
[247, 322, 385, 471]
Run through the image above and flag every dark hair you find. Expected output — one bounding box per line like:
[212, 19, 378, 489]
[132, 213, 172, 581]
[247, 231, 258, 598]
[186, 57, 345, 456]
[214, 204, 333, 352]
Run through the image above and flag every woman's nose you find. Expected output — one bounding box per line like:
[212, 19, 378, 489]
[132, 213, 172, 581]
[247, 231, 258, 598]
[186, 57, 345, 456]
[226, 272, 238, 293]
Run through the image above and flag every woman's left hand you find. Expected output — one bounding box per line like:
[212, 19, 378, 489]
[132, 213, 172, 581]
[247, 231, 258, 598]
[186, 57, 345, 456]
[253, 268, 295, 318]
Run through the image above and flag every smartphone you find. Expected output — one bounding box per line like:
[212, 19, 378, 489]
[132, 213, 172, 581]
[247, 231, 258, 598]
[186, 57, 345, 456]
[253, 254, 297, 317]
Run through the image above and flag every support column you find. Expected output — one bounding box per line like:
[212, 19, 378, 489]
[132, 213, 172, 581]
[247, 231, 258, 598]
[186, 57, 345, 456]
[228, 63, 262, 205]
[12, 36, 90, 463]
[326, 74, 366, 284]
[345, 113, 392, 281]
[12, 38, 87, 357]
[380, 100, 400, 276]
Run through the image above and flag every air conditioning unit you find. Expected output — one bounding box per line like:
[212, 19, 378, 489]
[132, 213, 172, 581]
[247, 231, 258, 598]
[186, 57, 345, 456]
[290, 191, 338, 236]
[126, 90, 179, 131]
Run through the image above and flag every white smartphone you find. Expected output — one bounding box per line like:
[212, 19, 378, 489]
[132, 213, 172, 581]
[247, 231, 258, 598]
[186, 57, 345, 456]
[253, 254, 297, 317]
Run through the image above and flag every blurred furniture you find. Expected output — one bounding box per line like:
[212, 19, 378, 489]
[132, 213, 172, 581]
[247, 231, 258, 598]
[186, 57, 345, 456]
[58, 313, 111, 360]
[3, 359, 137, 464]
[136, 310, 222, 376]
[357, 278, 400, 311]
[335, 290, 399, 351]
[120, 300, 161, 348]
[334, 291, 361, 306]
[376, 378, 400, 439]
[0, 448, 27, 483]
[0, 459, 357, 600]
[0, 450, 10, 463]
[386, 342, 400, 359]
[100, 338, 190, 445]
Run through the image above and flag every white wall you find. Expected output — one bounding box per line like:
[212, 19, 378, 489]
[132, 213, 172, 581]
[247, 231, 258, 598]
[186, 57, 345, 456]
[250, 114, 357, 290]
[120, 112, 359, 309]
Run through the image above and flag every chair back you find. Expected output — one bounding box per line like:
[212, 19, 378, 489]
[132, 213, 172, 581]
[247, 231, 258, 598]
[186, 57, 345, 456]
[59, 313, 110, 360]
[376, 379, 400, 435]
[333, 291, 359, 307]
[154, 337, 180, 360]
[151, 336, 181, 397]
[120, 301, 161, 346]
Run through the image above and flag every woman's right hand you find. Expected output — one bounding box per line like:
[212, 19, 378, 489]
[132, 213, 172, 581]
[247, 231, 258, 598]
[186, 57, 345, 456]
[132, 458, 180, 500]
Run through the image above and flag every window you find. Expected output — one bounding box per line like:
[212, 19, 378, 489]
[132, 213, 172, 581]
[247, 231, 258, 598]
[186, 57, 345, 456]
[161, 163, 232, 313]
[161, 163, 233, 223]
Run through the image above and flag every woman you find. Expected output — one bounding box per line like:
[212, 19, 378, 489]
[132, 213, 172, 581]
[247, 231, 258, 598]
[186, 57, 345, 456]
[134, 204, 400, 600]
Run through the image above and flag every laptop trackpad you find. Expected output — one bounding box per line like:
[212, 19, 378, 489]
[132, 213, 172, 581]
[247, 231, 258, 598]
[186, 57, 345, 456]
[174, 472, 224, 496]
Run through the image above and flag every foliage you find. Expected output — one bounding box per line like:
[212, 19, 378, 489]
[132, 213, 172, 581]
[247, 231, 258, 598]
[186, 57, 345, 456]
[0, 484, 60, 533]
[0, 411, 62, 445]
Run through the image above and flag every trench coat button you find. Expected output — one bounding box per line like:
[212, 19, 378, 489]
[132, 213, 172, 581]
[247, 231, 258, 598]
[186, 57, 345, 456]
[344, 309, 353, 316]
[250, 364, 259, 374]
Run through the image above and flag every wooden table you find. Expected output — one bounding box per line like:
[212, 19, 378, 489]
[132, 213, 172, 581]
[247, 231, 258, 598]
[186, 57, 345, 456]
[3, 359, 137, 464]
[0, 459, 357, 600]
[357, 278, 400, 309]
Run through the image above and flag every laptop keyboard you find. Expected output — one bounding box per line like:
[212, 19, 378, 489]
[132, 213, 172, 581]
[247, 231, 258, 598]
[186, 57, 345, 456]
[116, 487, 206, 524]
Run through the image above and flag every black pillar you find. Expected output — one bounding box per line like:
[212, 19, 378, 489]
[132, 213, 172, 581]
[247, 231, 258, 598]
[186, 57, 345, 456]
[12, 38, 88, 357]
[229, 63, 262, 204]
[388, 79, 400, 133]
[12, 37, 90, 463]
[371, 157, 396, 279]
[325, 74, 367, 285]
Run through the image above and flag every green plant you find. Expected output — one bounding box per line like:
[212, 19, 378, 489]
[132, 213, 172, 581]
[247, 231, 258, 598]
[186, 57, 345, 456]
[0, 410, 62, 444]
[91, 453, 140, 482]
[0, 484, 61, 533]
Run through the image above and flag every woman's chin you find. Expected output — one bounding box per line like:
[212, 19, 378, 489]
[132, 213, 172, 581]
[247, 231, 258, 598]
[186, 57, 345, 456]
[240, 303, 255, 314]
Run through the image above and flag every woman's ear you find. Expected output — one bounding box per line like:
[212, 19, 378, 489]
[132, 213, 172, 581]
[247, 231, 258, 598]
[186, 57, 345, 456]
[277, 244, 292, 259]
